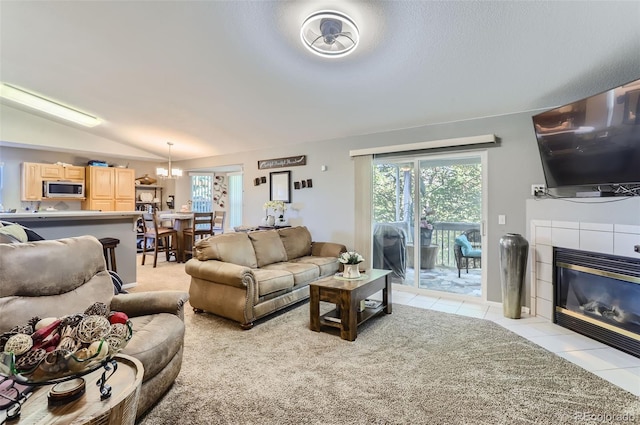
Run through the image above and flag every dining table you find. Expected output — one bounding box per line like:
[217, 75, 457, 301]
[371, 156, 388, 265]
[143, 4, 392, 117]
[159, 212, 193, 263]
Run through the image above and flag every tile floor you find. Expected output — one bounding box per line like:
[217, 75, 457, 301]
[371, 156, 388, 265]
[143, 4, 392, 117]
[392, 287, 640, 396]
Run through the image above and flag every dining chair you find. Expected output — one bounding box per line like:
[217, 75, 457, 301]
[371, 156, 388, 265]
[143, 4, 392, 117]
[212, 211, 226, 235]
[141, 212, 177, 268]
[183, 212, 214, 258]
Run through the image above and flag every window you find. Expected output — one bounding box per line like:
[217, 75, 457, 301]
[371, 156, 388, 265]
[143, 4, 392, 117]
[228, 173, 242, 229]
[191, 174, 213, 212]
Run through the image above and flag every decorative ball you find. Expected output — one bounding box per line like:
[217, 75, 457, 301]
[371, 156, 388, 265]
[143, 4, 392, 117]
[88, 340, 109, 360]
[106, 335, 126, 352]
[57, 336, 79, 353]
[10, 324, 34, 335]
[15, 348, 46, 371]
[76, 316, 111, 343]
[109, 312, 129, 325]
[34, 317, 59, 331]
[84, 302, 109, 317]
[4, 333, 33, 355]
[61, 314, 85, 328]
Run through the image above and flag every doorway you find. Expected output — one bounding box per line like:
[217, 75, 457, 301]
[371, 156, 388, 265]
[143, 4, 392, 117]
[372, 151, 486, 298]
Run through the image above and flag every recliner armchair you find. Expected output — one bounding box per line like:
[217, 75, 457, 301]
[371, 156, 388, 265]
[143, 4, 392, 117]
[0, 235, 189, 418]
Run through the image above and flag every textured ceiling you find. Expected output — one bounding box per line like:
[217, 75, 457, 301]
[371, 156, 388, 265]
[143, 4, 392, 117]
[1, 1, 639, 160]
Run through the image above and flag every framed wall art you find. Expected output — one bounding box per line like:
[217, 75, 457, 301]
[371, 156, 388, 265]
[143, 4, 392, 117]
[270, 171, 291, 203]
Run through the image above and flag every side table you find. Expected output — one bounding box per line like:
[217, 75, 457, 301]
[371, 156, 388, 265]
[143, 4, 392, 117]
[7, 355, 142, 425]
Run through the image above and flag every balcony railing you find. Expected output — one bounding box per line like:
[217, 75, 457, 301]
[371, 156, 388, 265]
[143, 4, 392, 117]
[402, 221, 480, 268]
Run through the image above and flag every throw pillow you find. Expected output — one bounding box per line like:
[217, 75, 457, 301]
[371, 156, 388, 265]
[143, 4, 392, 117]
[277, 226, 312, 260]
[194, 233, 258, 268]
[455, 234, 481, 257]
[248, 230, 288, 267]
[0, 224, 28, 242]
[0, 232, 21, 244]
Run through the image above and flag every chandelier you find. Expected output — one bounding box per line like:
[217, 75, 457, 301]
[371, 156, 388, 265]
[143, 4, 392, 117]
[156, 142, 183, 179]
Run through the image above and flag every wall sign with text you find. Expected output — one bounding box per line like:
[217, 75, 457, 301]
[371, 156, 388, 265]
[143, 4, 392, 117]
[258, 155, 306, 170]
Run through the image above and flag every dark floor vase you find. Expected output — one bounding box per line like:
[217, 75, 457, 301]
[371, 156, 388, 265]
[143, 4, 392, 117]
[499, 233, 529, 319]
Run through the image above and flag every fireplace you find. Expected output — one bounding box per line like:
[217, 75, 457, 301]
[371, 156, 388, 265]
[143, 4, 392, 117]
[554, 247, 640, 358]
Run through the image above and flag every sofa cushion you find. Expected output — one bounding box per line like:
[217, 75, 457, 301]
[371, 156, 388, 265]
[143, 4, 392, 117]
[252, 268, 294, 297]
[261, 262, 319, 285]
[291, 256, 340, 277]
[195, 233, 258, 268]
[121, 313, 185, 382]
[455, 234, 481, 258]
[278, 226, 312, 260]
[248, 230, 287, 267]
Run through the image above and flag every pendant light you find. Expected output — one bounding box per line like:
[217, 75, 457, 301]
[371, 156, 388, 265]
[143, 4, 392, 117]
[156, 142, 183, 179]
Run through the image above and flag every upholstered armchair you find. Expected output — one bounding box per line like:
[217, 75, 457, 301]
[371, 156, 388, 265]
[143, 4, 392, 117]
[0, 235, 189, 418]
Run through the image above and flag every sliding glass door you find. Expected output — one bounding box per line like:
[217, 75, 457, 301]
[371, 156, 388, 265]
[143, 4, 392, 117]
[372, 151, 485, 298]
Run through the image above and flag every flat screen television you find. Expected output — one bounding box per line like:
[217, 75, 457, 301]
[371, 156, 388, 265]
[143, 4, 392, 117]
[533, 77, 640, 188]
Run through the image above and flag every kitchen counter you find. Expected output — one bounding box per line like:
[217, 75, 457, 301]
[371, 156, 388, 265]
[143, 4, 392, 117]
[0, 210, 141, 220]
[1, 211, 142, 286]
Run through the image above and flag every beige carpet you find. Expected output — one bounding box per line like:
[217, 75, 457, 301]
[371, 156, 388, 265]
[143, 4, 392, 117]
[133, 259, 638, 425]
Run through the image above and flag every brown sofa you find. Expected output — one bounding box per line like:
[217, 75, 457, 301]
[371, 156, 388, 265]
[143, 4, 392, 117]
[0, 235, 189, 418]
[185, 226, 346, 328]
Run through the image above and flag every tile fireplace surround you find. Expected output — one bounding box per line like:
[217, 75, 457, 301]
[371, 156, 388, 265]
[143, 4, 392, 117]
[526, 198, 640, 320]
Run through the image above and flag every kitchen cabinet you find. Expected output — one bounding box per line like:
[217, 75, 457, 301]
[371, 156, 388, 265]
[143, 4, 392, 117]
[21, 162, 42, 201]
[40, 164, 85, 181]
[62, 166, 85, 181]
[115, 168, 136, 211]
[83, 167, 135, 211]
[21, 162, 86, 201]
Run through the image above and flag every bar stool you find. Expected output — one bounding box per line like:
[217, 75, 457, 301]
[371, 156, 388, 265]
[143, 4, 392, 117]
[99, 237, 120, 272]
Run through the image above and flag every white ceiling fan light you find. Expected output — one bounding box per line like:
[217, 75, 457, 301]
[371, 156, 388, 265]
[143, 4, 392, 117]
[300, 10, 359, 58]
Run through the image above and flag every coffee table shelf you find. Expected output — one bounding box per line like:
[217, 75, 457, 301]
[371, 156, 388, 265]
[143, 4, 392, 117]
[319, 303, 386, 330]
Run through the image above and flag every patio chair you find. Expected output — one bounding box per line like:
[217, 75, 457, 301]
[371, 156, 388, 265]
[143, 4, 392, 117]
[454, 228, 482, 278]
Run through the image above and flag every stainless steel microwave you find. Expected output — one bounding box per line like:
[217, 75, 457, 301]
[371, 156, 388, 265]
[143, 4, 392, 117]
[43, 181, 84, 198]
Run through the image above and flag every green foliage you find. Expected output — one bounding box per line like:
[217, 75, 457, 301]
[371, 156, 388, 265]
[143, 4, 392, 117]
[373, 161, 481, 224]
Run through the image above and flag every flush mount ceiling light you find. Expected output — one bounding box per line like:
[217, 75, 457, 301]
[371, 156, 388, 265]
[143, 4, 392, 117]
[0, 82, 101, 127]
[300, 10, 359, 58]
[156, 142, 183, 179]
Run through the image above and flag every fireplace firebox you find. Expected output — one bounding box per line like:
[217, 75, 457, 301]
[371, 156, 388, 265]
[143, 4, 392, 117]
[554, 247, 640, 358]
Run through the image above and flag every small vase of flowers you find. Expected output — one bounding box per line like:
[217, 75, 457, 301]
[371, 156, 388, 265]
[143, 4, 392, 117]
[338, 251, 364, 279]
[263, 200, 286, 227]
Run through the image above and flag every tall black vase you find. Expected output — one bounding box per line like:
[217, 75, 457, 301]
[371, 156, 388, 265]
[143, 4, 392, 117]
[499, 233, 529, 319]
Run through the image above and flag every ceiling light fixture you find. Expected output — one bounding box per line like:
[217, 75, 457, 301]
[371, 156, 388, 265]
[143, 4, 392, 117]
[300, 10, 359, 58]
[0, 82, 101, 127]
[156, 142, 183, 179]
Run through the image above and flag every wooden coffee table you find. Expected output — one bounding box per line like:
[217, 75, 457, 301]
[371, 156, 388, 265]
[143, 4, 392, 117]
[6, 354, 142, 425]
[309, 269, 392, 341]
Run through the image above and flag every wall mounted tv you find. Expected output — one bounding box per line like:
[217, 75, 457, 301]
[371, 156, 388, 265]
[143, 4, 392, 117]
[533, 77, 640, 189]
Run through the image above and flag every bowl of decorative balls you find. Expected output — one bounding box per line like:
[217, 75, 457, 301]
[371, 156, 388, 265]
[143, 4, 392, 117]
[0, 302, 132, 384]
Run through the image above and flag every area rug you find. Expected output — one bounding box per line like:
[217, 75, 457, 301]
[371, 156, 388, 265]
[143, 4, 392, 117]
[136, 302, 638, 425]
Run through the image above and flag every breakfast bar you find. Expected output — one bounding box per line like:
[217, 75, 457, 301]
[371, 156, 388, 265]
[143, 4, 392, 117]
[0, 211, 141, 285]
